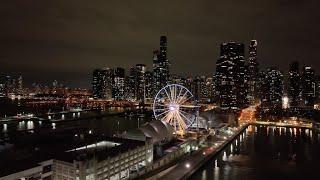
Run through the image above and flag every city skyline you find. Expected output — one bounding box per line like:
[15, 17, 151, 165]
[2, 38, 318, 89]
[1, 1, 320, 87]
[2, 1, 320, 180]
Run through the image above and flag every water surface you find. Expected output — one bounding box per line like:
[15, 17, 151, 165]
[190, 125, 320, 180]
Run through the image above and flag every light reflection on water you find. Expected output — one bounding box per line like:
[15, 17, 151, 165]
[1, 113, 150, 139]
[27, 121, 34, 130]
[2, 124, 7, 132]
[190, 125, 320, 180]
[18, 121, 25, 131]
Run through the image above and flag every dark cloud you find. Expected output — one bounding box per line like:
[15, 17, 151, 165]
[0, 0, 320, 87]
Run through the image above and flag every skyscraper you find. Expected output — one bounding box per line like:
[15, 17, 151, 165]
[92, 68, 113, 100]
[205, 76, 215, 102]
[301, 66, 315, 108]
[153, 36, 170, 95]
[113, 68, 125, 100]
[288, 61, 301, 108]
[17, 74, 23, 95]
[256, 71, 267, 102]
[0, 75, 6, 97]
[4, 75, 15, 95]
[260, 68, 284, 109]
[153, 50, 161, 95]
[160, 36, 170, 83]
[247, 40, 259, 103]
[125, 66, 137, 101]
[315, 75, 320, 103]
[92, 69, 103, 99]
[144, 71, 153, 101]
[216, 42, 246, 110]
[189, 75, 213, 102]
[135, 64, 146, 102]
[191, 76, 201, 101]
[195, 76, 214, 102]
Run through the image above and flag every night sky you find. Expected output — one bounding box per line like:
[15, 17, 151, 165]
[1, 0, 320, 88]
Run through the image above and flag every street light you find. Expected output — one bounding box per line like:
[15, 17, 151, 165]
[185, 163, 191, 168]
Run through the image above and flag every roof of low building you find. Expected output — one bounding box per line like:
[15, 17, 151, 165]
[0, 128, 145, 178]
[125, 120, 174, 144]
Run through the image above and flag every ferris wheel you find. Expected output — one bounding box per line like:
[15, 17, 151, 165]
[153, 84, 197, 134]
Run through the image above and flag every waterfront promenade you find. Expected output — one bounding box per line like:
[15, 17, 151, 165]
[151, 121, 317, 180]
[153, 124, 249, 180]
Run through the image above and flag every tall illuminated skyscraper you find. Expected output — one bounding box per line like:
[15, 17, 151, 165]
[113, 67, 125, 100]
[302, 66, 315, 107]
[153, 36, 170, 95]
[216, 42, 246, 110]
[247, 40, 259, 103]
[135, 64, 146, 102]
[4, 75, 15, 95]
[92, 68, 113, 100]
[260, 68, 284, 109]
[144, 71, 153, 100]
[160, 36, 170, 83]
[153, 50, 161, 95]
[0, 75, 6, 97]
[92, 69, 103, 99]
[288, 61, 301, 107]
[16, 74, 23, 95]
[315, 75, 320, 103]
[125, 66, 137, 101]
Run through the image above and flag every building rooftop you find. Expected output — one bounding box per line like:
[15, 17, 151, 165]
[124, 120, 174, 144]
[0, 128, 145, 177]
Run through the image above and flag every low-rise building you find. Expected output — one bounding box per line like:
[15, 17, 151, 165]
[0, 132, 153, 180]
